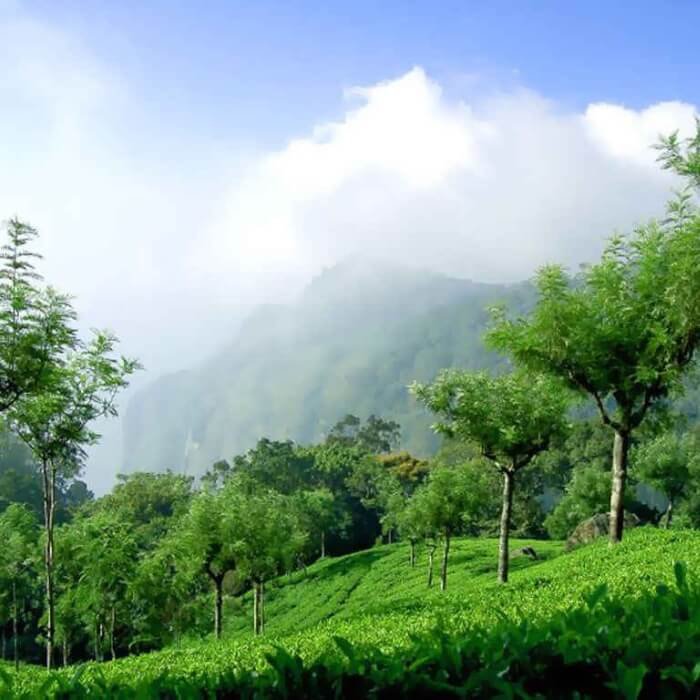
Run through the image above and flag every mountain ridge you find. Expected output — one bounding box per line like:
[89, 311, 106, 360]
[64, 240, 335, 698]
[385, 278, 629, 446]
[121, 259, 533, 477]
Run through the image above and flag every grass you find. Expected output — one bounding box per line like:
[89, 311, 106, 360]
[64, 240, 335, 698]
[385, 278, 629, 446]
[4, 528, 700, 697]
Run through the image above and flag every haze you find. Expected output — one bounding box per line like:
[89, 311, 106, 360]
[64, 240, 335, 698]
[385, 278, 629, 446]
[1, 1, 697, 492]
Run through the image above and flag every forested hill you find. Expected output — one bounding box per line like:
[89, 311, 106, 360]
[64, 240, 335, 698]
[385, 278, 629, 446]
[122, 260, 535, 477]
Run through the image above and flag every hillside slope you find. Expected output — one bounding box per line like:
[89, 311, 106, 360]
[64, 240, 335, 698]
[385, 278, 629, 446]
[123, 261, 534, 476]
[9, 529, 700, 697]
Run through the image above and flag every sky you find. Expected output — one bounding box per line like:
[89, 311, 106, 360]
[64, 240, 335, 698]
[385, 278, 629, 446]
[0, 0, 698, 491]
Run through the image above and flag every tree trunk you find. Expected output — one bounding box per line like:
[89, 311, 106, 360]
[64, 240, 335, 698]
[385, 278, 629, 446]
[260, 580, 265, 635]
[409, 540, 415, 568]
[42, 458, 57, 670]
[440, 534, 450, 592]
[213, 577, 223, 640]
[427, 543, 436, 588]
[609, 430, 630, 544]
[252, 581, 260, 636]
[2, 626, 6, 661]
[12, 580, 19, 671]
[498, 470, 515, 584]
[320, 530, 325, 559]
[665, 500, 673, 529]
[110, 606, 116, 661]
[94, 619, 99, 661]
[387, 529, 393, 545]
[62, 639, 69, 667]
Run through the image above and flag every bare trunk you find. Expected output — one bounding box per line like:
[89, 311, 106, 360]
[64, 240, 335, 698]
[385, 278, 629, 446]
[110, 606, 116, 661]
[427, 543, 436, 588]
[498, 470, 514, 584]
[609, 430, 630, 544]
[252, 581, 261, 636]
[320, 530, 325, 559]
[260, 580, 265, 635]
[213, 577, 223, 640]
[93, 619, 99, 661]
[440, 534, 450, 592]
[409, 540, 415, 568]
[665, 500, 673, 529]
[2, 626, 5, 661]
[62, 639, 69, 667]
[42, 459, 56, 670]
[12, 580, 19, 671]
[387, 529, 393, 545]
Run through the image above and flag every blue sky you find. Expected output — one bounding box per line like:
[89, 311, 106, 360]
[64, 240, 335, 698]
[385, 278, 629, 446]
[19, 0, 700, 149]
[1, 1, 698, 489]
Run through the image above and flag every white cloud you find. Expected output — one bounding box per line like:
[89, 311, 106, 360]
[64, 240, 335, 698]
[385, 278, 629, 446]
[204, 69, 696, 291]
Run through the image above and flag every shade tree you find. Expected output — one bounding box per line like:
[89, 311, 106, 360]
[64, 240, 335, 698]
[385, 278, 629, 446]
[412, 371, 570, 583]
[488, 137, 700, 544]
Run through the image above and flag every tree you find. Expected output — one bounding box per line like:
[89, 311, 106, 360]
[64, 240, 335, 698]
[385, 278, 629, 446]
[94, 472, 193, 546]
[400, 487, 439, 586]
[232, 439, 316, 495]
[228, 485, 306, 635]
[489, 128, 700, 545]
[179, 488, 239, 640]
[412, 371, 569, 583]
[410, 464, 488, 591]
[0, 504, 38, 670]
[655, 117, 700, 188]
[307, 442, 383, 553]
[7, 332, 139, 668]
[293, 488, 346, 560]
[130, 529, 206, 653]
[393, 493, 423, 568]
[0, 219, 77, 412]
[326, 414, 401, 454]
[632, 431, 699, 528]
[488, 206, 700, 544]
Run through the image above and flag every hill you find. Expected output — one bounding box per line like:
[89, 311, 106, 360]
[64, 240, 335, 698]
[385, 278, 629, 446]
[7, 528, 700, 697]
[122, 260, 534, 477]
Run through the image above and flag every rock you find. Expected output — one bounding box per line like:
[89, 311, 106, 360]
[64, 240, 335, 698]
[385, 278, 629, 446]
[510, 546, 538, 560]
[566, 512, 640, 551]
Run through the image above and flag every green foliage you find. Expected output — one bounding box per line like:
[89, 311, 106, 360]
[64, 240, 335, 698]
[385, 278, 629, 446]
[632, 429, 700, 527]
[655, 117, 700, 188]
[4, 529, 700, 698]
[326, 413, 401, 454]
[489, 217, 700, 432]
[0, 220, 77, 413]
[545, 464, 618, 539]
[410, 463, 490, 538]
[411, 370, 571, 470]
[412, 370, 570, 581]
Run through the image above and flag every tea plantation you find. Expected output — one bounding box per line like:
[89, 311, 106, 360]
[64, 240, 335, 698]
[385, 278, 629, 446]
[4, 528, 700, 698]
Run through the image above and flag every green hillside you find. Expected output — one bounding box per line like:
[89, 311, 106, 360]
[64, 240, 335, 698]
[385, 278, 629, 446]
[122, 261, 534, 477]
[7, 528, 700, 697]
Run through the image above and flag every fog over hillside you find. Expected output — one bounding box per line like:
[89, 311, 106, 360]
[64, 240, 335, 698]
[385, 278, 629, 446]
[1, 4, 697, 491]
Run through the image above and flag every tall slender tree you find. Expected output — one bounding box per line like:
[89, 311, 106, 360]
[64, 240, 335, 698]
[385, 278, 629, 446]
[7, 332, 139, 668]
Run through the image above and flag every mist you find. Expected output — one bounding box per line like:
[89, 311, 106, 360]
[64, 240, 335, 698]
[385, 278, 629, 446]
[0, 6, 697, 492]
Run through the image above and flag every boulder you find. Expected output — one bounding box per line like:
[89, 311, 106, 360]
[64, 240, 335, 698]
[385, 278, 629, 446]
[566, 512, 640, 551]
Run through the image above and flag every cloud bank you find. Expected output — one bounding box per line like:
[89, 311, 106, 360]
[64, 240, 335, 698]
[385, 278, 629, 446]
[206, 68, 696, 289]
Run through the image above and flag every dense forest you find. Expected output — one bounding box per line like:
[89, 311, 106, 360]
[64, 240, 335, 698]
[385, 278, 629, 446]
[1, 125, 700, 698]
